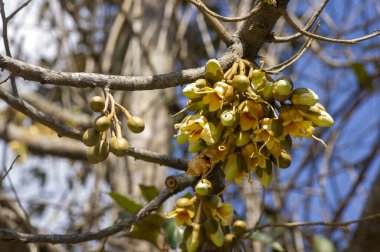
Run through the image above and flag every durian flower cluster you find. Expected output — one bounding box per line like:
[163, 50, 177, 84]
[82, 91, 145, 163]
[166, 179, 246, 251]
[175, 59, 334, 186]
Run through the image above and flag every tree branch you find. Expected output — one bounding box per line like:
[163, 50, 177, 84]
[0, 50, 240, 91]
[0, 173, 196, 244]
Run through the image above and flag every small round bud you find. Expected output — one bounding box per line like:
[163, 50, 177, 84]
[82, 128, 101, 147]
[232, 220, 247, 237]
[94, 116, 111, 132]
[176, 198, 194, 209]
[232, 74, 250, 92]
[220, 109, 237, 127]
[273, 77, 293, 102]
[90, 96, 105, 112]
[291, 88, 319, 106]
[110, 136, 129, 156]
[87, 140, 109, 164]
[127, 116, 145, 133]
[195, 179, 213, 196]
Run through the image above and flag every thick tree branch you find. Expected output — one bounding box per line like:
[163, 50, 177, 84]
[0, 51, 240, 91]
[0, 173, 196, 244]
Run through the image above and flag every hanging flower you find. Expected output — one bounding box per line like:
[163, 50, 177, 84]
[202, 82, 233, 112]
[238, 100, 265, 131]
[241, 142, 267, 171]
[166, 198, 195, 226]
[280, 107, 314, 138]
[254, 118, 283, 157]
[176, 115, 216, 144]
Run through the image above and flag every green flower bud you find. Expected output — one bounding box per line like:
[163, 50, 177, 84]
[235, 130, 250, 147]
[232, 74, 250, 92]
[291, 88, 319, 106]
[94, 116, 111, 132]
[194, 78, 209, 88]
[232, 220, 247, 237]
[89, 96, 105, 112]
[82, 128, 101, 147]
[258, 81, 274, 102]
[176, 133, 188, 144]
[220, 109, 237, 127]
[188, 139, 205, 153]
[176, 198, 194, 209]
[127, 116, 145, 133]
[183, 83, 203, 100]
[303, 104, 334, 127]
[205, 59, 224, 83]
[273, 77, 293, 102]
[87, 140, 109, 163]
[224, 233, 236, 250]
[109, 136, 129, 156]
[252, 70, 266, 88]
[195, 179, 213, 196]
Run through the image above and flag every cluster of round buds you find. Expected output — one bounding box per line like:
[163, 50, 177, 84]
[166, 179, 247, 251]
[175, 59, 334, 186]
[82, 91, 145, 163]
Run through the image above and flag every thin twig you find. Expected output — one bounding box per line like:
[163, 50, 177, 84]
[0, 155, 20, 183]
[0, 73, 12, 84]
[271, 0, 329, 43]
[251, 212, 380, 231]
[0, 173, 195, 244]
[188, 0, 262, 22]
[6, 0, 32, 22]
[265, 24, 319, 74]
[279, 8, 380, 44]
[0, 0, 19, 96]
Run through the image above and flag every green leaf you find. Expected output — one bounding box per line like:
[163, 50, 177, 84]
[127, 214, 165, 247]
[139, 184, 159, 202]
[250, 232, 284, 251]
[351, 62, 370, 87]
[109, 192, 142, 214]
[256, 162, 273, 187]
[313, 236, 335, 252]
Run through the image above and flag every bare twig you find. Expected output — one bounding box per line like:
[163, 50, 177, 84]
[0, 155, 20, 183]
[6, 0, 32, 22]
[0, 173, 196, 244]
[188, 0, 262, 22]
[265, 24, 318, 74]
[271, 0, 329, 43]
[251, 212, 380, 231]
[0, 73, 12, 84]
[279, 8, 380, 44]
[0, 0, 19, 96]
